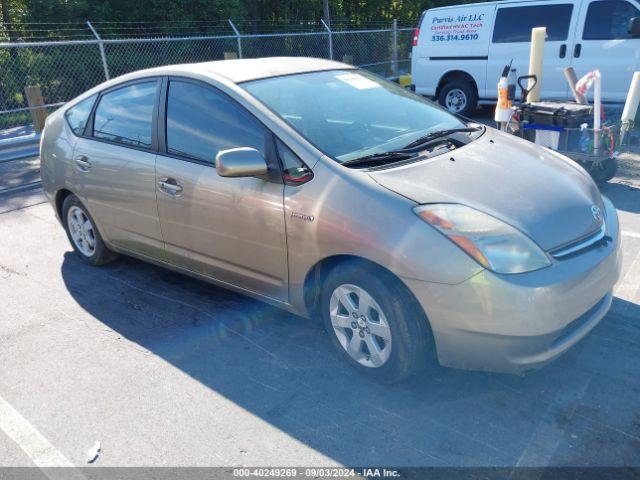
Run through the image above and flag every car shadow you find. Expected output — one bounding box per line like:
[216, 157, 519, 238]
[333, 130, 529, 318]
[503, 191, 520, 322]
[60, 252, 640, 467]
[600, 181, 640, 214]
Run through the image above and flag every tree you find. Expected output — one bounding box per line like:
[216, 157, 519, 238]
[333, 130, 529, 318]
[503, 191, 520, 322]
[0, 0, 486, 35]
[322, 0, 330, 27]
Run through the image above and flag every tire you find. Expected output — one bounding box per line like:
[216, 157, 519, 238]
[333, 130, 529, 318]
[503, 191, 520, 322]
[579, 157, 617, 184]
[320, 261, 433, 383]
[62, 194, 117, 266]
[438, 79, 478, 117]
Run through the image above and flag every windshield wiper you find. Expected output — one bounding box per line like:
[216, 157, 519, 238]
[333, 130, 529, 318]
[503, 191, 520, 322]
[341, 126, 483, 168]
[402, 127, 482, 150]
[341, 151, 415, 168]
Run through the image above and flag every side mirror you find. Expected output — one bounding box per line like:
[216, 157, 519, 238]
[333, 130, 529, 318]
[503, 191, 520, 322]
[629, 17, 640, 37]
[215, 147, 268, 178]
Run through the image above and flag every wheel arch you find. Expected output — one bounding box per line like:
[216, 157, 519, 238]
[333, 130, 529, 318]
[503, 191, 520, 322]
[54, 188, 74, 221]
[302, 254, 427, 323]
[436, 70, 478, 99]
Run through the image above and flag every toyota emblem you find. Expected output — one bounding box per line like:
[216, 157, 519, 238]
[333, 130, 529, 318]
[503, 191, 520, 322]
[591, 205, 603, 223]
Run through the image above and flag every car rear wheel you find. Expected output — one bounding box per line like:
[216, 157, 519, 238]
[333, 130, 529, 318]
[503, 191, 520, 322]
[438, 80, 478, 117]
[62, 194, 117, 266]
[320, 262, 432, 383]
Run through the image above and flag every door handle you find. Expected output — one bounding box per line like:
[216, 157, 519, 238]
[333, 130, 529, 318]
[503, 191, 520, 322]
[158, 177, 183, 196]
[74, 155, 91, 172]
[559, 44, 567, 58]
[574, 43, 582, 58]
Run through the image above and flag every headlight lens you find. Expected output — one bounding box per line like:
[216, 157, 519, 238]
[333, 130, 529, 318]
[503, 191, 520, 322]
[414, 204, 551, 274]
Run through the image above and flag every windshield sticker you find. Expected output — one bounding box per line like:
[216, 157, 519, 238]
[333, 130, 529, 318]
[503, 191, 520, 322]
[335, 73, 381, 90]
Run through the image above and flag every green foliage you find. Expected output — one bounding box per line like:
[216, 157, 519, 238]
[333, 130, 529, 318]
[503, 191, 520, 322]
[0, 0, 481, 129]
[0, 0, 485, 29]
[2, 0, 245, 24]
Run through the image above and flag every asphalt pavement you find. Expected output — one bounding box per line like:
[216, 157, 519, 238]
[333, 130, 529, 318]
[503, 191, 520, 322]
[0, 156, 639, 469]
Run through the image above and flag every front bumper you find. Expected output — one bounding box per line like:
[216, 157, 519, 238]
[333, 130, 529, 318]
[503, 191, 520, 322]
[403, 196, 622, 374]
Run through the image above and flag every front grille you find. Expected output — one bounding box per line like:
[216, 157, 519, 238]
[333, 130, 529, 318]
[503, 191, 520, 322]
[550, 222, 608, 259]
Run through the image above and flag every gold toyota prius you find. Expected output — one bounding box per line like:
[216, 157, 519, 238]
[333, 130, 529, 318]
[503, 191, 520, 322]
[41, 57, 622, 382]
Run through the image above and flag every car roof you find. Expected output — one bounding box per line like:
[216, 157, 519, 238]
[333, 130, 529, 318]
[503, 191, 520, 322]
[62, 57, 356, 111]
[130, 56, 353, 84]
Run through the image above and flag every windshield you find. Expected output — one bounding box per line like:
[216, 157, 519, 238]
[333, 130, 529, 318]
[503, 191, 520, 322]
[243, 69, 466, 163]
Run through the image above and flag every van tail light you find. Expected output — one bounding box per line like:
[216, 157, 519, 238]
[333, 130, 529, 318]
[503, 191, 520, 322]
[412, 28, 420, 46]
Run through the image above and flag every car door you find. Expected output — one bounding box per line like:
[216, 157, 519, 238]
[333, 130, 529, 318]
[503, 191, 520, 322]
[72, 79, 164, 258]
[570, 0, 640, 102]
[487, 1, 576, 100]
[155, 77, 289, 302]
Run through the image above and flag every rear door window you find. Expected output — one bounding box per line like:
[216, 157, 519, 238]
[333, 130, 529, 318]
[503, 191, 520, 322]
[65, 95, 96, 136]
[583, 0, 640, 40]
[92, 81, 157, 149]
[492, 4, 574, 43]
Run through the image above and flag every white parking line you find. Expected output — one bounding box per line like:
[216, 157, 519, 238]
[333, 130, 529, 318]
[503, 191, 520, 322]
[622, 230, 640, 239]
[0, 394, 73, 467]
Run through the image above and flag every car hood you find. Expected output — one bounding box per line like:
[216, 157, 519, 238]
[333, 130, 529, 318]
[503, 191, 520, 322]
[368, 128, 604, 251]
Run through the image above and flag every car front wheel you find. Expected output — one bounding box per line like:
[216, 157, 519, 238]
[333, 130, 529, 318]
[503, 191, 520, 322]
[321, 262, 432, 383]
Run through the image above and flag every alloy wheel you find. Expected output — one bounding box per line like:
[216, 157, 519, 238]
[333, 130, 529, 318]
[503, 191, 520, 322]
[67, 206, 96, 257]
[329, 284, 392, 368]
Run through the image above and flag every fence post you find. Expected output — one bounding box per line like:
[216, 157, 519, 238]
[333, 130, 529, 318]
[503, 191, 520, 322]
[392, 19, 399, 77]
[86, 21, 110, 80]
[321, 19, 333, 60]
[228, 19, 243, 59]
[24, 86, 48, 133]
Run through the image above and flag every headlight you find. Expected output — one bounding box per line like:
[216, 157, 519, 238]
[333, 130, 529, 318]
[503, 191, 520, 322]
[414, 204, 551, 274]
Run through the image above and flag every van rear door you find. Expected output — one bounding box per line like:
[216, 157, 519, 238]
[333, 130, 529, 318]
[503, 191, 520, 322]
[570, 0, 640, 102]
[487, 1, 577, 100]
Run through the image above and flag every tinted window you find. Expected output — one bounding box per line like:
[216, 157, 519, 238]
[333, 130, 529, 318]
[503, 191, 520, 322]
[166, 80, 266, 163]
[65, 95, 96, 136]
[93, 82, 157, 149]
[493, 4, 573, 43]
[584, 0, 640, 39]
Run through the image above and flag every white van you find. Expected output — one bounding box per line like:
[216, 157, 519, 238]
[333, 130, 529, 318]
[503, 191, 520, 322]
[411, 0, 640, 116]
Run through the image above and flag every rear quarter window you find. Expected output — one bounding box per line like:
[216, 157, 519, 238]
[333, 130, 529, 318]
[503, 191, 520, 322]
[492, 4, 574, 43]
[64, 95, 96, 136]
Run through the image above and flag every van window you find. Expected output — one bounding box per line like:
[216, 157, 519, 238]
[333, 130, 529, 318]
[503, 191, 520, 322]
[492, 4, 574, 43]
[93, 82, 157, 149]
[65, 95, 96, 136]
[165, 80, 266, 163]
[583, 0, 640, 40]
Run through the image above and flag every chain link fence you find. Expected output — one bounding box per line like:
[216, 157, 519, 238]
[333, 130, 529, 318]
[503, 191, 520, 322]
[0, 21, 413, 132]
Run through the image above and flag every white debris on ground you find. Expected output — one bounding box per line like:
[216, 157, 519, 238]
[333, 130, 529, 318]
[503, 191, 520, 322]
[86, 440, 101, 464]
